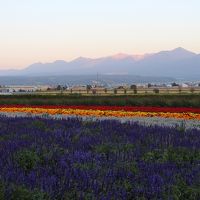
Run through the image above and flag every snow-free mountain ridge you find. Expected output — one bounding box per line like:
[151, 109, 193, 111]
[0, 47, 199, 79]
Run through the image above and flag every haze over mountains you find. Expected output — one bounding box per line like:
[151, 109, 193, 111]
[0, 47, 199, 79]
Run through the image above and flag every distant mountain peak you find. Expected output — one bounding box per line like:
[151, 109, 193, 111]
[0, 47, 199, 78]
[172, 47, 196, 55]
[174, 47, 186, 51]
[70, 57, 92, 64]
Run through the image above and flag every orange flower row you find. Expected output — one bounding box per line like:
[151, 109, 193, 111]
[0, 107, 200, 120]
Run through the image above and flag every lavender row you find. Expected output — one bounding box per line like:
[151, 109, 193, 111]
[0, 116, 200, 199]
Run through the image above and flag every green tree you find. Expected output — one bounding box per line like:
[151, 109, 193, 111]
[130, 85, 137, 94]
[56, 85, 62, 91]
[153, 88, 159, 94]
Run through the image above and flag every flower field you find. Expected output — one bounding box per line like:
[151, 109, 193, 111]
[1, 105, 200, 120]
[0, 116, 200, 199]
[1, 104, 200, 199]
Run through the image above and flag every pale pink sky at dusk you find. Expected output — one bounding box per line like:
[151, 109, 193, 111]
[0, 0, 199, 69]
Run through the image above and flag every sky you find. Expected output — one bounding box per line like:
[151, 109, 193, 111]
[0, 0, 199, 69]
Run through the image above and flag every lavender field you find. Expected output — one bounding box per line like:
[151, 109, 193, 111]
[0, 116, 200, 199]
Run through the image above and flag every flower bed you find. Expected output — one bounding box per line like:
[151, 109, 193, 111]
[0, 116, 200, 199]
[1, 105, 200, 120]
[2, 104, 200, 113]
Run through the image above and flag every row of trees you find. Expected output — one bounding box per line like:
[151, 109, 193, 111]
[49, 84, 197, 95]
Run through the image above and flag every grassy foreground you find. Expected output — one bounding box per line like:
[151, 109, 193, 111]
[0, 94, 200, 107]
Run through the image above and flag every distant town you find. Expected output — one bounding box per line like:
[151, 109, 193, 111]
[1, 81, 200, 95]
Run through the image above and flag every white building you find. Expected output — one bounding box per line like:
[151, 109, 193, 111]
[180, 83, 189, 88]
[0, 86, 38, 94]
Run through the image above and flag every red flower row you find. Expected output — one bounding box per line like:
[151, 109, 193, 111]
[0, 104, 200, 113]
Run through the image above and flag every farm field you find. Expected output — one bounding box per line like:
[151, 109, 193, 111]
[1, 0, 200, 199]
[1, 94, 200, 107]
[1, 95, 200, 199]
[2, 104, 200, 121]
[1, 116, 200, 199]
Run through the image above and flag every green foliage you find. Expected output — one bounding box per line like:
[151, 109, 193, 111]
[172, 82, 179, 87]
[130, 85, 137, 94]
[86, 85, 92, 90]
[10, 185, 48, 200]
[94, 143, 115, 155]
[63, 191, 76, 200]
[82, 192, 96, 200]
[56, 85, 62, 91]
[143, 149, 163, 162]
[15, 149, 41, 172]
[64, 190, 94, 200]
[143, 147, 200, 164]
[120, 143, 135, 152]
[1, 94, 200, 107]
[163, 147, 200, 164]
[73, 162, 96, 170]
[123, 179, 132, 192]
[0, 134, 13, 142]
[171, 179, 200, 200]
[94, 143, 135, 157]
[130, 85, 137, 90]
[153, 88, 159, 94]
[32, 120, 46, 131]
[71, 133, 81, 143]
[0, 181, 5, 200]
[115, 160, 138, 174]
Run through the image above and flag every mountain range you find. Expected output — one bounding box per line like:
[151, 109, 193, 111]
[0, 47, 200, 79]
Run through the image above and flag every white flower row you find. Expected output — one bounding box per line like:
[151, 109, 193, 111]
[1, 111, 200, 130]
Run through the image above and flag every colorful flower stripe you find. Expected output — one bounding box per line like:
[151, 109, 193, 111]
[1, 106, 200, 120]
[1, 104, 200, 113]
